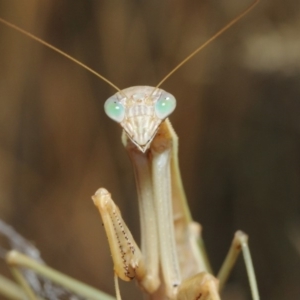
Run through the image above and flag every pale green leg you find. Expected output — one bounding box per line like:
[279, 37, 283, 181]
[0, 274, 26, 300]
[9, 266, 39, 300]
[217, 231, 260, 300]
[6, 250, 116, 300]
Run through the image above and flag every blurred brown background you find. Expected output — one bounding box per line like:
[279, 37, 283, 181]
[0, 0, 299, 299]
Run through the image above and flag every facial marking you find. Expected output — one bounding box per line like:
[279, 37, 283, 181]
[104, 86, 176, 152]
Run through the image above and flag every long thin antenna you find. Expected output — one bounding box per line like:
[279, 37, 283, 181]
[156, 0, 259, 88]
[0, 18, 121, 93]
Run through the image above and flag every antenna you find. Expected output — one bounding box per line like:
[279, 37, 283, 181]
[0, 0, 259, 93]
[156, 0, 259, 88]
[0, 18, 121, 93]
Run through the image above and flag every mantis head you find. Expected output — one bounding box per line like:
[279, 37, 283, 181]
[104, 86, 176, 152]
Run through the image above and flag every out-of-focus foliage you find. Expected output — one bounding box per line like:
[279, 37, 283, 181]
[0, 0, 299, 299]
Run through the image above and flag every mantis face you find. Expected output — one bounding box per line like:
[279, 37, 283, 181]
[104, 86, 176, 152]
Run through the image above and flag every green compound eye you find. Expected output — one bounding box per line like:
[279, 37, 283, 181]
[104, 96, 125, 123]
[154, 92, 176, 119]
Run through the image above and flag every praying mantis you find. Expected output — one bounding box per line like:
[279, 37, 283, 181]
[0, 0, 260, 299]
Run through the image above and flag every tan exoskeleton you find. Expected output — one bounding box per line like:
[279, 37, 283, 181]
[92, 85, 258, 300]
[91, 2, 260, 299]
[0, 1, 260, 300]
